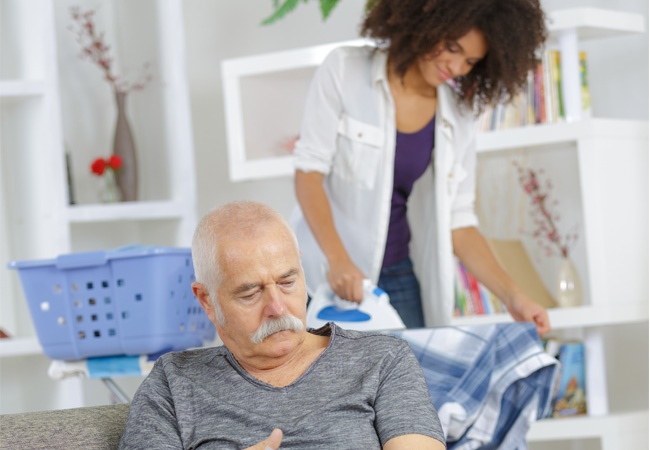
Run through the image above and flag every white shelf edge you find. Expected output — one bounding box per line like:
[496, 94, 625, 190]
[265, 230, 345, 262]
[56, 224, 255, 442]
[0, 336, 43, 358]
[527, 410, 648, 441]
[476, 118, 649, 153]
[451, 302, 649, 329]
[66, 200, 187, 223]
[547, 8, 645, 41]
[221, 39, 370, 77]
[0, 80, 47, 97]
[230, 156, 295, 181]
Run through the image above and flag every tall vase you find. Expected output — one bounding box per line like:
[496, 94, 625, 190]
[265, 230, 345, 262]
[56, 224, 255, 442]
[556, 257, 582, 307]
[113, 91, 138, 201]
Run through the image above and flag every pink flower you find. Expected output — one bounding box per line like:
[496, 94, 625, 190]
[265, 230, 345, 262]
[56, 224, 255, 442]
[69, 6, 151, 94]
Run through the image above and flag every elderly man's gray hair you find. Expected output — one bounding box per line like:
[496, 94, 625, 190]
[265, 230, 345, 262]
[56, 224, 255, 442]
[191, 201, 299, 326]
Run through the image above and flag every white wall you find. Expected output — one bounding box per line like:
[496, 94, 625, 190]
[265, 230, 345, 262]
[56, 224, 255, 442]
[182, 0, 648, 219]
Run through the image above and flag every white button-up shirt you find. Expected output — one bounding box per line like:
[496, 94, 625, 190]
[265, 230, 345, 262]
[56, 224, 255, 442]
[292, 45, 478, 326]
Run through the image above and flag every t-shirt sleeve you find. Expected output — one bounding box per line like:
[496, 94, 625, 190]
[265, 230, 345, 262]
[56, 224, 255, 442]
[373, 341, 446, 446]
[118, 358, 183, 450]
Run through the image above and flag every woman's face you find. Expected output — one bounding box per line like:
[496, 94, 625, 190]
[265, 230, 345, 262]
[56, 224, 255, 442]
[417, 27, 488, 88]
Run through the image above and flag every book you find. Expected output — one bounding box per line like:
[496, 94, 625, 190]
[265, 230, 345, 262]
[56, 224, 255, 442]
[580, 51, 592, 117]
[551, 341, 588, 417]
[476, 51, 591, 131]
[453, 259, 506, 316]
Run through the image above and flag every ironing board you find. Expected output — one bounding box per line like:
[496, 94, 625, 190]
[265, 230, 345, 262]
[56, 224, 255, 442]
[47, 353, 162, 403]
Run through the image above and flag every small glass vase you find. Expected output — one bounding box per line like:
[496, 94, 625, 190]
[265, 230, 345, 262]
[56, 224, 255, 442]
[99, 170, 122, 203]
[556, 257, 582, 307]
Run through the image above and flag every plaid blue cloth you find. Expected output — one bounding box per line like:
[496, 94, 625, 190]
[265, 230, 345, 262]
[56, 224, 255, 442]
[394, 323, 559, 450]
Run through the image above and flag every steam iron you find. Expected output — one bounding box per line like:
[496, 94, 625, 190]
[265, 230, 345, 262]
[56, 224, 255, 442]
[306, 279, 406, 331]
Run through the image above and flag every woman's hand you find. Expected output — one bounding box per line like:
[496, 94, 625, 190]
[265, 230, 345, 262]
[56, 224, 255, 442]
[295, 170, 367, 302]
[244, 428, 283, 450]
[452, 227, 552, 336]
[506, 291, 551, 336]
[327, 257, 366, 303]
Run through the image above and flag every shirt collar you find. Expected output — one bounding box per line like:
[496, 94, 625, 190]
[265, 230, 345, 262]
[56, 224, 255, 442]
[371, 48, 389, 84]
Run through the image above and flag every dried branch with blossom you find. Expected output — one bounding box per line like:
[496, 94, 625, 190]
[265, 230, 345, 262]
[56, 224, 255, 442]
[69, 6, 152, 94]
[514, 162, 579, 258]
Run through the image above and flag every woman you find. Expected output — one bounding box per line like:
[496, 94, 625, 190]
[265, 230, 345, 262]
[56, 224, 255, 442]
[292, 0, 550, 334]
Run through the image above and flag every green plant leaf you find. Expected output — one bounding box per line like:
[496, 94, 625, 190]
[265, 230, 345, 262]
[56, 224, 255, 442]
[319, 0, 341, 20]
[261, 0, 302, 25]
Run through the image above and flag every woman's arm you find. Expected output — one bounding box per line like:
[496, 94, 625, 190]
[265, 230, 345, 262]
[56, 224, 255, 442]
[294, 170, 365, 302]
[452, 226, 551, 335]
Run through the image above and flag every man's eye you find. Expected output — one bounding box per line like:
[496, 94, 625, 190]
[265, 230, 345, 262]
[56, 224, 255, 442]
[240, 291, 259, 302]
[280, 280, 296, 288]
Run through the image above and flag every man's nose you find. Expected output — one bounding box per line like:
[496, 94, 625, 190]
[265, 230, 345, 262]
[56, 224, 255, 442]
[263, 287, 287, 317]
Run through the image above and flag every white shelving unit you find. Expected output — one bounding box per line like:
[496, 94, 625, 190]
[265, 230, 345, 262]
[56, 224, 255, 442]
[220, 7, 648, 449]
[0, 0, 197, 414]
[221, 38, 370, 181]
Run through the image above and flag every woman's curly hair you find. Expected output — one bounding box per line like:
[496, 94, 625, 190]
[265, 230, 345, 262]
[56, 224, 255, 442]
[361, 0, 547, 111]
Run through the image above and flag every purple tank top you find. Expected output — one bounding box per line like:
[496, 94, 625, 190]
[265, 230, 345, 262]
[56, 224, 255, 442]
[382, 115, 435, 268]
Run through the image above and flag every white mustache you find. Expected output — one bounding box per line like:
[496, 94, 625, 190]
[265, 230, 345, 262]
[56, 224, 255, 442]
[250, 314, 304, 344]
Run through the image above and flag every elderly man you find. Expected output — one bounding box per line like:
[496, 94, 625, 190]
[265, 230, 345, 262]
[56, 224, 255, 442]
[119, 201, 445, 450]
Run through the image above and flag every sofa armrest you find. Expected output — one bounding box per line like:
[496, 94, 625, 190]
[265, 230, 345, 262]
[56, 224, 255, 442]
[0, 403, 130, 450]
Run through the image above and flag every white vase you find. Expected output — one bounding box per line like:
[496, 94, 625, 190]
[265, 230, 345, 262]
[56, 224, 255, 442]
[556, 257, 582, 307]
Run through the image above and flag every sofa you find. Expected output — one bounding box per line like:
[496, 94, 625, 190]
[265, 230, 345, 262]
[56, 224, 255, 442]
[0, 403, 129, 450]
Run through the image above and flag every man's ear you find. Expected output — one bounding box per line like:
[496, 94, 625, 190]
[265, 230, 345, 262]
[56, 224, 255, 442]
[192, 282, 216, 322]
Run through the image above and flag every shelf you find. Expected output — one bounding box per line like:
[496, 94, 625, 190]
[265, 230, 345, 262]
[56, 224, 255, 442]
[451, 302, 649, 329]
[222, 39, 370, 181]
[0, 80, 46, 97]
[476, 118, 648, 153]
[0, 336, 42, 358]
[66, 200, 187, 223]
[547, 8, 645, 41]
[527, 410, 648, 442]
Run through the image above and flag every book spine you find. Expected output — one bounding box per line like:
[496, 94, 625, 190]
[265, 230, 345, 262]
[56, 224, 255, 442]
[542, 50, 554, 123]
[479, 284, 493, 315]
[580, 51, 591, 117]
[552, 50, 565, 120]
[535, 60, 546, 124]
[454, 260, 470, 315]
[456, 261, 475, 315]
[460, 263, 485, 315]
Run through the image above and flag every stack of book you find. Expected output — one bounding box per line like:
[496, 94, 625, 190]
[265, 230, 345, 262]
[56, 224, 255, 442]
[453, 259, 507, 317]
[477, 50, 591, 132]
[452, 240, 557, 317]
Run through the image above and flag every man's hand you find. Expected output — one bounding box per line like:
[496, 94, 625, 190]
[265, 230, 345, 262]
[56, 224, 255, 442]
[245, 428, 283, 450]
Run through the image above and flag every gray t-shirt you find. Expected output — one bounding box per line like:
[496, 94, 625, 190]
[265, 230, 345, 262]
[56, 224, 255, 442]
[119, 323, 445, 449]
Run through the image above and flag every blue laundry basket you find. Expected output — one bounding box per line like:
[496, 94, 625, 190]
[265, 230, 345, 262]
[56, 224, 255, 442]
[8, 246, 216, 360]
